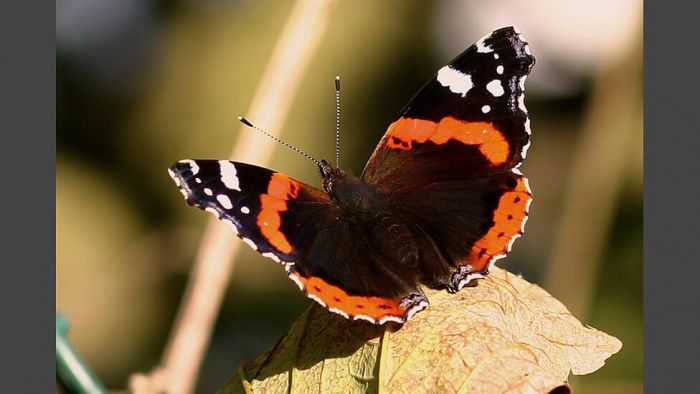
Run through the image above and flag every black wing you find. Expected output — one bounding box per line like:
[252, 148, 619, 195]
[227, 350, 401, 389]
[169, 159, 427, 323]
[361, 27, 534, 289]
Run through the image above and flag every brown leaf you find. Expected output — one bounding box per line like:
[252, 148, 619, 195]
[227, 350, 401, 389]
[219, 268, 621, 394]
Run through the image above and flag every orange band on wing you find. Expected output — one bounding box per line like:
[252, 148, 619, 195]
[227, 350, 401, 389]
[257, 173, 300, 254]
[386, 116, 509, 165]
[290, 273, 405, 320]
[467, 177, 531, 270]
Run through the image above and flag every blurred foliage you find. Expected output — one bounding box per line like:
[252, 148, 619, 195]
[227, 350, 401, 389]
[57, 0, 642, 392]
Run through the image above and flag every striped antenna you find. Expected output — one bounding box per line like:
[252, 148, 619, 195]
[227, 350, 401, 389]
[237, 116, 322, 166]
[334, 76, 341, 169]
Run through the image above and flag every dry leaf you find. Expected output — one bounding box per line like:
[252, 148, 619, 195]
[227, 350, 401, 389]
[219, 268, 622, 393]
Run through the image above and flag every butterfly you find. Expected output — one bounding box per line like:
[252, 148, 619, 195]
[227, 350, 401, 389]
[169, 26, 534, 324]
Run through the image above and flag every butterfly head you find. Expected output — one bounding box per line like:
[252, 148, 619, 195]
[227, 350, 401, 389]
[319, 159, 347, 195]
[319, 159, 385, 215]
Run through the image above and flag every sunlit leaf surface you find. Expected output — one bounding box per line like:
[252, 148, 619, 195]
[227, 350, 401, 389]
[220, 268, 622, 393]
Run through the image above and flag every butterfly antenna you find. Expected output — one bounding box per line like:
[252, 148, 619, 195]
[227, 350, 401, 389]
[334, 76, 341, 169]
[237, 116, 322, 166]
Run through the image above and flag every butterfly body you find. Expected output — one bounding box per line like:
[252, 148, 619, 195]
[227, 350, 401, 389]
[170, 27, 534, 324]
[320, 162, 384, 215]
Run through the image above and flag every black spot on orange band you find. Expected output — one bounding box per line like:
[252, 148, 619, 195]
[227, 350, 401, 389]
[290, 273, 405, 321]
[466, 177, 531, 270]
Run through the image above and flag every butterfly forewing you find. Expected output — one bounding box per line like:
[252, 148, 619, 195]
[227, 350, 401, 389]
[362, 26, 534, 188]
[169, 159, 428, 324]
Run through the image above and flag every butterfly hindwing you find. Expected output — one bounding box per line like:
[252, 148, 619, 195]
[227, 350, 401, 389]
[388, 169, 532, 290]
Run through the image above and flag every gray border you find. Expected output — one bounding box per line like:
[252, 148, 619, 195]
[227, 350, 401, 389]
[4, 0, 700, 391]
[645, 0, 700, 392]
[0, 1, 55, 391]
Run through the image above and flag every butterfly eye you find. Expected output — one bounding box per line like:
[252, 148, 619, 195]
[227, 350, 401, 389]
[322, 176, 334, 195]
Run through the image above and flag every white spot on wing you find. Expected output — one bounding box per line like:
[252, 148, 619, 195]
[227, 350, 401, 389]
[522, 175, 533, 195]
[288, 273, 304, 290]
[222, 219, 239, 234]
[481, 105, 491, 113]
[217, 194, 233, 209]
[218, 160, 241, 191]
[505, 234, 521, 252]
[496, 65, 504, 75]
[518, 94, 528, 113]
[493, 253, 508, 262]
[521, 138, 531, 160]
[519, 75, 528, 90]
[308, 294, 327, 308]
[437, 66, 473, 97]
[475, 34, 493, 53]
[262, 252, 281, 263]
[328, 307, 350, 319]
[353, 315, 375, 323]
[204, 188, 213, 196]
[520, 214, 530, 233]
[494, 53, 499, 59]
[168, 169, 181, 186]
[524, 118, 531, 135]
[378, 315, 404, 324]
[180, 159, 199, 175]
[486, 80, 505, 97]
[242, 237, 257, 250]
[240, 206, 250, 214]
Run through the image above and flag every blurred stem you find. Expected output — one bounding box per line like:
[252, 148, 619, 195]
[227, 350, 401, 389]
[544, 36, 642, 317]
[155, 1, 336, 393]
[56, 314, 108, 394]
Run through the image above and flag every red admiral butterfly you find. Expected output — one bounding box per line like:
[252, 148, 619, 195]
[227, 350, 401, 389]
[169, 27, 534, 324]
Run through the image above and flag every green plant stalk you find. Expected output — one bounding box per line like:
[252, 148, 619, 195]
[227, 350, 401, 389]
[56, 314, 107, 394]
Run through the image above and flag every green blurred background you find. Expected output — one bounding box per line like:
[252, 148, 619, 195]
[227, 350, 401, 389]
[56, 0, 642, 392]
